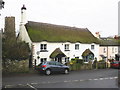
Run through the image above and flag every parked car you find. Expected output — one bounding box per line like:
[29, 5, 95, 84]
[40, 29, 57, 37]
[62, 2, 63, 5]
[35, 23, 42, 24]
[110, 61, 120, 69]
[36, 61, 70, 75]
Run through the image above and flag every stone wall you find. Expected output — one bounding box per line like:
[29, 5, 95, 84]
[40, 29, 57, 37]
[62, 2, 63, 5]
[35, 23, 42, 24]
[2, 59, 29, 73]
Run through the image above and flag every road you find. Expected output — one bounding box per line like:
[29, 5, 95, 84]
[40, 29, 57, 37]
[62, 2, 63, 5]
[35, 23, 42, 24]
[2, 68, 119, 89]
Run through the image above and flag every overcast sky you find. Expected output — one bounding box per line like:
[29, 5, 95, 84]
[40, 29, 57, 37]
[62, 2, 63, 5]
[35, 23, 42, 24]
[1, 0, 119, 37]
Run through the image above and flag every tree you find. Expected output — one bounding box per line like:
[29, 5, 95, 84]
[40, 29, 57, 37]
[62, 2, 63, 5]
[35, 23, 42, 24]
[2, 37, 30, 61]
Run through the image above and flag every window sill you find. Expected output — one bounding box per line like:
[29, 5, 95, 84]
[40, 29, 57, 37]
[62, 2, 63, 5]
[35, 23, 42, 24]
[65, 50, 70, 51]
[40, 50, 48, 52]
[75, 49, 79, 50]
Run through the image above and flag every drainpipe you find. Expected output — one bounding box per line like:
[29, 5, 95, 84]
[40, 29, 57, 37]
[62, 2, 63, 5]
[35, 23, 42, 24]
[106, 46, 108, 68]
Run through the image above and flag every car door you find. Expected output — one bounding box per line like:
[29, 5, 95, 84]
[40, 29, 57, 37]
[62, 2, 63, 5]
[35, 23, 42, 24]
[55, 62, 64, 72]
[48, 61, 57, 71]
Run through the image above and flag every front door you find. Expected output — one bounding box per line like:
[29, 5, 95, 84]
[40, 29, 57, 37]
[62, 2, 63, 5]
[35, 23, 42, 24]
[55, 57, 62, 63]
[58, 57, 62, 63]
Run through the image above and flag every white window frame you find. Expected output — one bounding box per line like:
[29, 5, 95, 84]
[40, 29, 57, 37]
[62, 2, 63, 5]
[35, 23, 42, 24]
[115, 48, 117, 53]
[112, 47, 114, 53]
[65, 57, 70, 62]
[65, 44, 70, 51]
[91, 45, 95, 50]
[40, 44, 47, 51]
[40, 58, 47, 63]
[75, 44, 79, 50]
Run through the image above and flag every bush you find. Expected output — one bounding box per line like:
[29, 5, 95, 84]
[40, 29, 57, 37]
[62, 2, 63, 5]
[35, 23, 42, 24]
[70, 58, 91, 71]
[70, 58, 84, 64]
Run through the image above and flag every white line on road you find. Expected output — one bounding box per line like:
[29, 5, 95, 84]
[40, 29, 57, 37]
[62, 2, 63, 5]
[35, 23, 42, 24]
[93, 79, 99, 80]
[79, 80, 84, 82]
[31, 83, 38, 85]
[88, 79, 93, 81]
[73, 80, 79, 82]
[27, 83, 37, 90]
[64, 80, 71, 82]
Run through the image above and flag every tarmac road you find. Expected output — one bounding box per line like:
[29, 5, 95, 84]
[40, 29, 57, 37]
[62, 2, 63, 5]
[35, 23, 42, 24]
[2, 68, 119, 89]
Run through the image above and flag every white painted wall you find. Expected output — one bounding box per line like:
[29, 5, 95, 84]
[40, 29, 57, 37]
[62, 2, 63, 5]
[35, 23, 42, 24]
[99, 46, 118, 60]
[19, 24, 32, 48]
[21, 9, 27, 25]
[32, 41, 99, 65]
[18, 7, 32, 48]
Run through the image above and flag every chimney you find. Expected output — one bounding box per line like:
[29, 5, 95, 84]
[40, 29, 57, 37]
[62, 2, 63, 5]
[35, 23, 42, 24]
[21, 4, 27, 25]
[95, 32, 100, 39]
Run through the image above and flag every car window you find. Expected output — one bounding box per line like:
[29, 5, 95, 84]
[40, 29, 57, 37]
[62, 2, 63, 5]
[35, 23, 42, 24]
[48, 61, 56, 65]
[56, 62, 62, 66]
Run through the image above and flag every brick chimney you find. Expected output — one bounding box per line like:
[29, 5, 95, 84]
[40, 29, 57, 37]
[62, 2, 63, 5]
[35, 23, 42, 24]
[95, 32, 100, 39]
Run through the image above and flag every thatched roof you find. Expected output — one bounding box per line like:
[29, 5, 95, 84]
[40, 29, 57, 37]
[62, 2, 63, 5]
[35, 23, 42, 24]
[25, 21, 99, 44]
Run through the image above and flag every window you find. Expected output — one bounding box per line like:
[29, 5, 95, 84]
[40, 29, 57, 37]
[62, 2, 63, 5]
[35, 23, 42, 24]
[91, 45, 95, 50]
[112, 47, 114, 53]
[75, 44, 79, 50]
[75, 57, 79, 59]
[65, 44, 70, 51]
[40, 44, 47, 52]
[65, 57, 70, 62]
[115, 48, 117, 53]
[103, 48, 106, 53]
[40, 58, 47, 63]
[48, 61, 56, 65]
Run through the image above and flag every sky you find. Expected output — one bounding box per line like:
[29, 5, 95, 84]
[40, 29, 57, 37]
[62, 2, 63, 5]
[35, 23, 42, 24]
[0, 0, 119, 37]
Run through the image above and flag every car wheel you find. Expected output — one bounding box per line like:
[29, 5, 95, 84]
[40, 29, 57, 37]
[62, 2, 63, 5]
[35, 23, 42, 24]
[45, 69, 51, 75]
[64, 69, 69, 74]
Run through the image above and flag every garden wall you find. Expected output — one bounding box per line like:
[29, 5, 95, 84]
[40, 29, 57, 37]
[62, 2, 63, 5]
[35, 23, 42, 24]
[68, 61, 107, 71]
[2, 59, 29, 73]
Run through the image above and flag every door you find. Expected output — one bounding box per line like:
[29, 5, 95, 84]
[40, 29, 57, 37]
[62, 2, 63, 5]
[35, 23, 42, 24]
[55, 62, 64, 72]
[58, 57, 62, 63]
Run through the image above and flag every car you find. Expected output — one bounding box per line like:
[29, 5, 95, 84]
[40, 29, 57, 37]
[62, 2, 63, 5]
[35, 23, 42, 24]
[36, 61, 70, 75]
[110, 61, 120, 69]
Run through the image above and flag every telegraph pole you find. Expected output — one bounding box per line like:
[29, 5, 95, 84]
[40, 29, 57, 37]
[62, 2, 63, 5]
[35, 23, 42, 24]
[0, 0, 5, 89]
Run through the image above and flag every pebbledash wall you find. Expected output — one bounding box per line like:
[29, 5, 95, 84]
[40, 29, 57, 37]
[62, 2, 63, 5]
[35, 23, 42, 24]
[32, 41, 99, 65]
